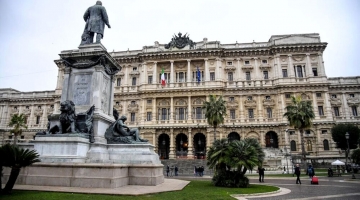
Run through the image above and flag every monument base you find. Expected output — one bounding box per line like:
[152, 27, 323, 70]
[2, 163, 164, 188]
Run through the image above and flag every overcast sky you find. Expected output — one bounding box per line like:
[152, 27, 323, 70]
[0, 0, 359, 92]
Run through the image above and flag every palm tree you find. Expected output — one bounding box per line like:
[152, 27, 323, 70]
[8, 114, 28, 145]
[283, 95, 315, 170]
[203, 95, 226, 141]
[243, 138, 265, 173]
[207, 138, 229, 172]
[1, 144, 40, 194]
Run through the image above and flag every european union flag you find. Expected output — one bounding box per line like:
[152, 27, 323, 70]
[197, 67, 201, 83]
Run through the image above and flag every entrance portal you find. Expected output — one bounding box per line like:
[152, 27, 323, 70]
[176, 133, 188, 157]
[265, 131, 278, 148]
[228, 132, 240, 141]
[194, 133, 206, 159]
[158, 133, 170, 159]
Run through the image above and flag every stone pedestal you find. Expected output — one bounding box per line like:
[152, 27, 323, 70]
[33, 135, 90, 163]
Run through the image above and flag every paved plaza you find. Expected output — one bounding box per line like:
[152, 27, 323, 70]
[5, 174, 360, 199]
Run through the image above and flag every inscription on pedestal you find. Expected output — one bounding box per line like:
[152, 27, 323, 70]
[73, 74, 91, 105]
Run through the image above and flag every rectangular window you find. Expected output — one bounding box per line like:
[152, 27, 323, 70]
[263, 71, 268, 79]
[132, 77, 136, 86]
[316, 93, 322, 98]
[228, 72, 233, 81]
[227, 61, 233, 65]
[131, 113, 135, 122]
[282, 69, 288, 77]
[285, 93, 291, 99]
[312, 68, 318, 76]
[267, 108, 272, 118]
[246, 72, 251, 80]
[147, 99, 152, 104]
[179, 108, 185, 120]
[36, 116, 40, 124]
[179, 72, 185, 82]
[352, 106, 358, 116]
[244, 60, 250, 65]
[265, 96, 271, 100]
[334, 107, 340, 116]
[230, 110, 235, 119]
[133, 67, 137, 71]
[349, 94, 355, 98]
[147, 112, 152, 121]
[161, 108, 167, 120]
[229, 97, 234, 102]
[262, 60, 268, 64]
[247, 96, 253, 100]
[331, 94, 337, 98]
[131, 101, 136, 105]
[318, 106, 324, 116]
[148, 76, 153, 84]
[297, 66, 303, 78]
[248, 109, 254, 118]
[196, 107, 202, 119]
[117, 78, 121, 86]
[322, 130, 328, 134]
[210, 72, 215, 81]
[289, 131, 295, 135]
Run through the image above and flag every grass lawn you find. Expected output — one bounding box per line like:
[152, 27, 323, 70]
[0, 181, 278, 200]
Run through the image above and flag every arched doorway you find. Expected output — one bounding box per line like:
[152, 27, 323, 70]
[228, 132, 240, 141]
[194, 133, 206, 159]
[158, 133, 170, 159]
[176, 133, 188, 157]
[265, 131, 278, 148]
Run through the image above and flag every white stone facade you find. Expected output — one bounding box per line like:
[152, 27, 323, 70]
[1, 33, 359, 163]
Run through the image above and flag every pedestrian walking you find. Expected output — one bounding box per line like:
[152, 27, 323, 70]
[166, 165, 170, 177]
[175, 166, 178, 176]
[258, 166, 265, 182]
[295, 164, 301, 184]
[194, 166, 198, 176]
[199, 166, 204, 177]
[307, 165, 315, 179]
[170, 166, 174, 177]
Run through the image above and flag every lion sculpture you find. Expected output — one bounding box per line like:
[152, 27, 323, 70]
[59, 100, 76, 134]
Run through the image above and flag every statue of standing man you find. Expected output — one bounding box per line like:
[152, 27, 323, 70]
[81, 1, 111, 45]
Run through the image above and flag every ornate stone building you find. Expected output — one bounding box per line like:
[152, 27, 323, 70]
[1, 33, 359, 165]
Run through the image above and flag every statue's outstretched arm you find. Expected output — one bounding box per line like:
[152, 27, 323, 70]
[101, 7, 110, 28]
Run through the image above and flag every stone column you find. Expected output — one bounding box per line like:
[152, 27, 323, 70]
[152, 97, 157, 122]
[318, 53, 326, 76]
[288, 54, 295, 77]
[257, 95, 263, 121]
[153, 61, 157, 84]
[170, 97, 174, 122]
[254, 57, 260, 86]
[236, 58, 242, 81]
[216, 58, 221, 81]
[141, 98, 146, 123]
[169, 128, 175, 159]
[306, 54, 312, 77]
[204, 58, 209, 82]
[41, 107, 46, 127]
[29, 105, 35, 127]
[187, 128, 193, 158]
[260, 131, 265, 148]
[188, 96, 192, 121]
[170, 60, 174, 87]
[124, 65, 129, 86]
[342, 93, 350, 119]
[312, 93, 319, 120]
[324, 92, 332, 120]
[187, 59, 191, 84]
[142, 62, 147, 84]
[206, 130, 211, 151]
[276, 55, 282, 79]
[239, 95, 244, 122]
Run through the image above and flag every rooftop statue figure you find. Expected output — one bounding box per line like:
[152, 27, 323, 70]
[81, 1, 111, 45]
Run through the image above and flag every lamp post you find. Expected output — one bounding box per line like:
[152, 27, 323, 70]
[345, 132, 356, 179]
[270, 138, 274, 148]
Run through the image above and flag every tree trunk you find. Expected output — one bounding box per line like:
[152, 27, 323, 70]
[299, 129, 307, 172]
[13, 135, 17, 146]
[3, 167, 21, 194]
[0, 165, 2, 192]
[213, 126, 217, 143]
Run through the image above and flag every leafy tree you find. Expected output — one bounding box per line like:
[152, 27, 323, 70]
[203, 95, 226, 141]
[8, 114, 28, 145]
[351, 148, 360, 165]
[283, 95, 315, 170]
[331, 124, 360, 150]
[207, 139, 264, 188]
[1, 144, 40, 194]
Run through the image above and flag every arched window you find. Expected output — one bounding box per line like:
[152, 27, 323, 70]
[290, 140, 296, 151]
[323, 139, 330, 151]
[307, 140, 313, 151]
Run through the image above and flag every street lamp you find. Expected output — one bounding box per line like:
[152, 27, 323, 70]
[270, 138, 274, 148]
[345, 132, 356, 179]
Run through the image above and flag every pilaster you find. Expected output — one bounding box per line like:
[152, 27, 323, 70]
[306, 54, 312, 77]
[187, 128, 193, 158]
[288, 54, 295, 77]
[169, 128, 175, 159]
[204, 58, 209, 82]
[153, 61, 157, 84]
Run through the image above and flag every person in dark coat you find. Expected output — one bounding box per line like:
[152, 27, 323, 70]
[258, 167, 265, 182]
[83, 1, 111, 44]
[166, 165, 170, 177]
[294, 164, 301, 184]
[307, 165, 315, 179]
[175, 166, 178, 176]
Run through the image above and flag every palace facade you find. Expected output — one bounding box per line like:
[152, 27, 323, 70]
[1, 33, 359, 164]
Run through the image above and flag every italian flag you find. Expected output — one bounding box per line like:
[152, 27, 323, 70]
[161, 68, 166, 86]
